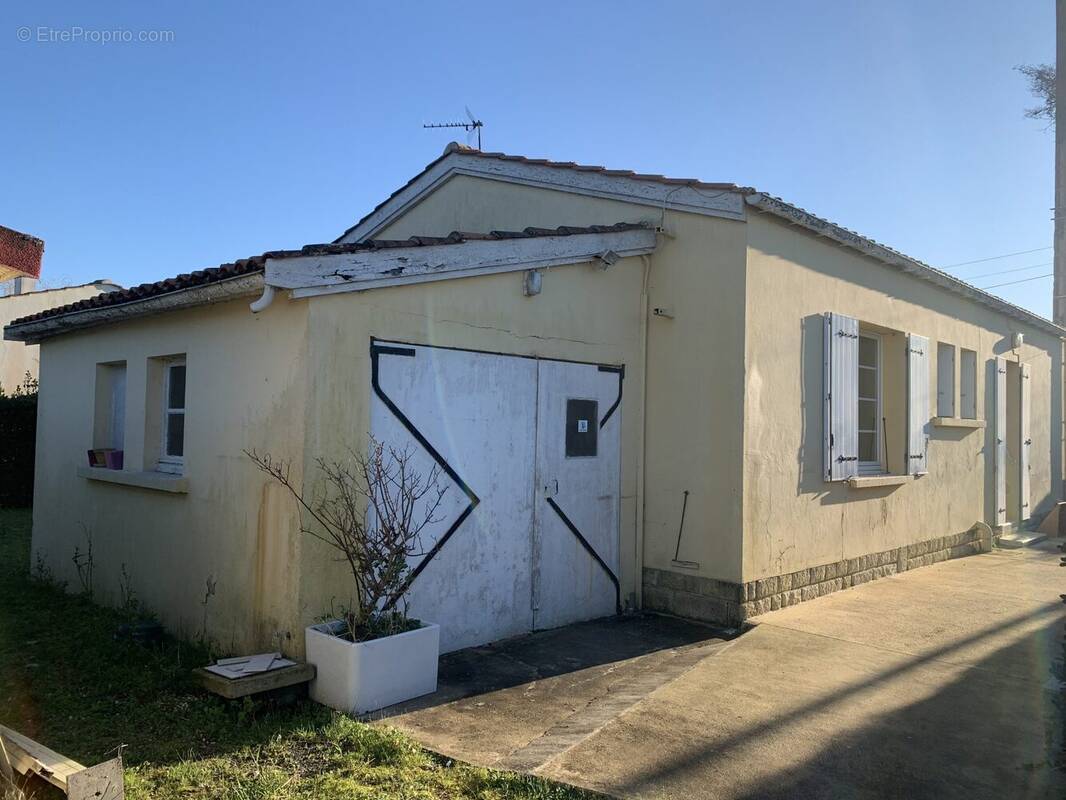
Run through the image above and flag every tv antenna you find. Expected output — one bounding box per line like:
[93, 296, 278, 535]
[423, 106, 483, 150]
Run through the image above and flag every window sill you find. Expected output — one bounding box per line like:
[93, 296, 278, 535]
[932, 417, 985, 429]
[77, 466, 188, 494]
[848, 474, 913, 489]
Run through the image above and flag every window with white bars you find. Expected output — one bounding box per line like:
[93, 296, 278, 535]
[158, 357, 186, 474]
[857, 333, 882, 474]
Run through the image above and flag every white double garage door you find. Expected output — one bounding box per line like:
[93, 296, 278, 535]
[371, 340, 623, 653]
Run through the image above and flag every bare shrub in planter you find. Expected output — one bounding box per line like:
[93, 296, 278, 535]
[246, 437, 447, 642]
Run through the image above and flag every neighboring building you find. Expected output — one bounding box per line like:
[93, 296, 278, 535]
[0, 224, 121, 392]
[5, 144, 1063, 655]
[1, 279, 122, 392]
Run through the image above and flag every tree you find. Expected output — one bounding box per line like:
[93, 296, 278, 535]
[1017, 63, 1056, 125]
[247, 437, 448, 641]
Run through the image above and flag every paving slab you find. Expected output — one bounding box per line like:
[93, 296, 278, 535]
[539, 543, 1066, 799]
[377, 614, 733, 769]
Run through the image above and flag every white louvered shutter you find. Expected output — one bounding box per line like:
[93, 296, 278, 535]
[824, 312, 859, 481]
[906, 333, 930, 475]
[1020, 362, 1031, 521]
[994, 356, 1007, 526]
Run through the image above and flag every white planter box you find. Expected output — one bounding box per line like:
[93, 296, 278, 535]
[305, 620, 440, 715]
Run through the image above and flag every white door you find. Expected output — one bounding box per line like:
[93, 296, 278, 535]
[1020, 362, 1031, 521]
[532, 361, 623, 630]
[370, 341, 623, 652]
[371, 341, 538, 653]
[994, 356, 1007, 527]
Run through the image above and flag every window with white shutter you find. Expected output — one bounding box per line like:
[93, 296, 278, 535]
[906, 333, 930, 475]
[959, 348, 977, 419]
[936, 342, 955, 418]
[824, 312, 859, 481]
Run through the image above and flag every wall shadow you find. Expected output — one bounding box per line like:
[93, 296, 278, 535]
[615, 603, 1066, 800]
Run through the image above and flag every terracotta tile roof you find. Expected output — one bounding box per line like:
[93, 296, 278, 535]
[0, 225, 44, 282]
[6, 223, 647, 328]
[334, 142, 755, 243]
[356, 143, 1062, 336]
[445, 143, 751, 191]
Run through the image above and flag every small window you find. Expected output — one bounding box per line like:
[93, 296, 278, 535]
[93, 362, 126, 464]
[159, 357, 186, 473]
[937, 342, 956, 417]
[857, 333, 882, 474]
[960, 349, 977, 419]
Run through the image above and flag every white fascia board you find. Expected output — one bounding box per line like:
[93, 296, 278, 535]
[269, 228, 658, 300]
[4, 273, 264, 344]
[745, 194, 1066, 339]
[338, 153, 745, 243]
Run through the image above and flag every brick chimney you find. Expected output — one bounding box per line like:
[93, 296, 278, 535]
[0, 225, 44, 289]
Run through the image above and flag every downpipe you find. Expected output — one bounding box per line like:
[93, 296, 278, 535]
[249, 284, 277, 313]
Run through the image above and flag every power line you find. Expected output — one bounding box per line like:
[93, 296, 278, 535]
[940, 246, 1052, 269]
[962, 260, 1053, 280]
[980, 273, 1053, 290]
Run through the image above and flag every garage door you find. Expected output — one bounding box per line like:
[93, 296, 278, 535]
[370, 340, 623, 653]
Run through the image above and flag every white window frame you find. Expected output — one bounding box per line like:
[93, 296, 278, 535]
[857, 332, 883, 475]
[158, 356, 186, 474]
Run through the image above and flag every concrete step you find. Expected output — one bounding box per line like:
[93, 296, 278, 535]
[996, 530, 1048, 549]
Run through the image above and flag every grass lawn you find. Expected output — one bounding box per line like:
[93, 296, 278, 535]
[0, 508, 600, 799]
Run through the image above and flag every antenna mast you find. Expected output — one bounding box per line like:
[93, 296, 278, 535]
[423, 108, 483, 150]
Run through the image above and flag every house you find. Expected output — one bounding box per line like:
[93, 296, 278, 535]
[1, 280, 123, 392]
[0, 225, 120, 392]
[5, 144, 1062, 655]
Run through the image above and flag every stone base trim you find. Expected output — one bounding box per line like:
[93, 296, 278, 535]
[644, 528, 987, 626]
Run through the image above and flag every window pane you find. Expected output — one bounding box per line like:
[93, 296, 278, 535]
[166, 412, 184, 457]
[859, 368, 876, 399]
[168, 365, 186, 410]
[858, 432, 876, 462]
[859, 336, 877, 367]
[858, 398, 878, 431]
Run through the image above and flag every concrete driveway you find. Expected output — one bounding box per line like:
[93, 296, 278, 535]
[385, 542, 1066, 799]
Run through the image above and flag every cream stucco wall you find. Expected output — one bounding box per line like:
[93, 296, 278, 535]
[368, 175, 750, 585]
[0, 283, 119, 391]
[742, 210, 1063, 582]
[297, 257, 646, 622]
[31, 294, 311, 653]
[25, 168, 1064, 652]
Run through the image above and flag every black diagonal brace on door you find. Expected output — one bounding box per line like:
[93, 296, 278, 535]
[545, 496, 622, 614]
[598, 364, 624, 429]
[371, 342, 481, 609]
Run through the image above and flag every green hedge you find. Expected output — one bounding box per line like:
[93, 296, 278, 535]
[0, 378, 37, 507]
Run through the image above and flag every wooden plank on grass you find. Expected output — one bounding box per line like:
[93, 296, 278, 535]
[193, 662, 316, 699]
[0, 724, 85, 790]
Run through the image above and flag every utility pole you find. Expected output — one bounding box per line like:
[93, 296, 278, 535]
[1055, 0, 1066, 324]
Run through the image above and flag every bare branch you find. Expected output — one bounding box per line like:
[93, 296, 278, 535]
[244, 436, 449, 640]
[1017, 63, 1055, 126]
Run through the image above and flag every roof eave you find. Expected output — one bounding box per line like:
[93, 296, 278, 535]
[335, 147, 747, 243]
[4, 272, 264, 344]
[744, 193, 1066, 339]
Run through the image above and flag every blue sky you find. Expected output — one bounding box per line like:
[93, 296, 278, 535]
[0, 2, 1055, 316]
